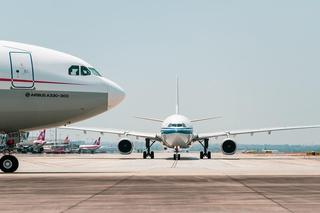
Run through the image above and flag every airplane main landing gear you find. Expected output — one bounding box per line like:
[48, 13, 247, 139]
[0, 131, 22, 173]
[0, 155, 19, 173]
[199, 139, 211, 159]
[143, 138, 155, 159]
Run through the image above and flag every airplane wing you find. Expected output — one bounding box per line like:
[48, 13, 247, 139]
[195, 124, 320, 141]
[60, 126, 160, 141]
[125, 131, 159, 140]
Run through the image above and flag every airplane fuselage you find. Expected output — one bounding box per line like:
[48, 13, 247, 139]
[79, 145, 101, 151]
[0, 41, 125, 133]
[160, 114, 193, 149]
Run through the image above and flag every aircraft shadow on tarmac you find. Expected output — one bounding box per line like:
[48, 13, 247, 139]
[164, 157, 199, 160]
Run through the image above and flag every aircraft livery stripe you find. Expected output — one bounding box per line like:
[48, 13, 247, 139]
[0, 77, 85, 85]
[161, 128, 193, 134]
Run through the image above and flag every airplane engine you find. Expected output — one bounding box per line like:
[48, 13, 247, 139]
[118, 138, 133, 155]
[221, 139, 237, 155]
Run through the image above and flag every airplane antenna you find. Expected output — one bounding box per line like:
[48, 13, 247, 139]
[176, 77, 179, 114]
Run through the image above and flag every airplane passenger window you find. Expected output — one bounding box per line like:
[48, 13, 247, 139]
[68, 65, 79, 76]
[81, 66, 91, 76]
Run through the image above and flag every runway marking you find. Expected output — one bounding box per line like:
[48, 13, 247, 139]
[171, 159, 178, 168]
[227, 175, 294, 213]
[60, 175, 133, 213]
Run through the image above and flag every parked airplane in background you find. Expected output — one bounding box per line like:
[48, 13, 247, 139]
[33, 130, 46, 146]
[63, 136, 70, 144]
[65, 78, 320, 160]
[0, 40, 125, 172]
[78, 137, 101, 153]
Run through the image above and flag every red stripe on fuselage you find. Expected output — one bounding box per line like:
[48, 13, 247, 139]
[0, 77, 84, 85]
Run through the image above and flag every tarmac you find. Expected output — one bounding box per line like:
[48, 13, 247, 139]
[1, 153, 320, 213]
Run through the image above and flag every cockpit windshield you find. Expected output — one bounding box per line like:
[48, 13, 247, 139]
[168, 123, 186, 127]
[88, 67, 102, 77]
[68, 66, 102, 77]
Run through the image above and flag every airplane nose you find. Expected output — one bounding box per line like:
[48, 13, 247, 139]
[107, 80, 126, 109]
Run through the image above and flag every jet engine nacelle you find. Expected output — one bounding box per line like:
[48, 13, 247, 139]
[221, 139, 237, 155]
[118, 138, 133, 155]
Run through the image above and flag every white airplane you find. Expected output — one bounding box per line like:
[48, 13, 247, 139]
[64, 78, 320, 160]
[78, 137, 101, 153]
[0, 40, 125, 172]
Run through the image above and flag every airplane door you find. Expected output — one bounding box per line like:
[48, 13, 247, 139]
[9, 52, 34, 88]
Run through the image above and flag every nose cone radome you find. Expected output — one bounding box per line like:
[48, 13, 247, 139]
[107, 80, 125, 110]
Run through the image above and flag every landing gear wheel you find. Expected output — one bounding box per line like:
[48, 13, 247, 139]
[207, 151, 211, 159]
[0, 155, 19, 173]
[199, 139, 211, 159]
[143, 139, 156, 159]
[173, 153, 180, 160]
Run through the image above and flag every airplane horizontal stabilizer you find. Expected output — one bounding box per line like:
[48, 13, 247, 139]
[134, 116, 163, 123]
[190, 116, 222, 123]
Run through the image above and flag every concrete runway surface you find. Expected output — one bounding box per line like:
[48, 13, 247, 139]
[1, 153, 320, 213]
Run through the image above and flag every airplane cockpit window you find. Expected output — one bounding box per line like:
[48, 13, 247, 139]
[177, 123, 186, 127]
[68, 65, 79, 76]
[88, 67, 102, 77]
[81, 66, 91, 76]
[168, 123, 186, 127]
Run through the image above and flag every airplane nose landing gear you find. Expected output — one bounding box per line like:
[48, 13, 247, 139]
[173, 146, 181, 160]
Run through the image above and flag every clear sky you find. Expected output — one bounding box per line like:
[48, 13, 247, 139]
[2, 0, 320, 144]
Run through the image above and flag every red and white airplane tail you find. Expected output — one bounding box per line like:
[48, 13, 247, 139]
[37, 130, 46, 141]
[94, 137, 101, 146]
[63, 136, 70, 144]
[33, 129, 46, 145]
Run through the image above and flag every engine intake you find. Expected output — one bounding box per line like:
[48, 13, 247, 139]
[221, 139, 237, 155]
[118, 139, 133, 155]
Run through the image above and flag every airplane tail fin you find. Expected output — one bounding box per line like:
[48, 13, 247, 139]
[176, 77, 179, 114]
[37, 129, 46, 141]
[94, 137, 101, 145]
[63, 136, 70, 144]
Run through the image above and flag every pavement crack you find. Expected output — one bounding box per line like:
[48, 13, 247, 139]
[61, 175, 133, 213]
[227, 175, 294, 213]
